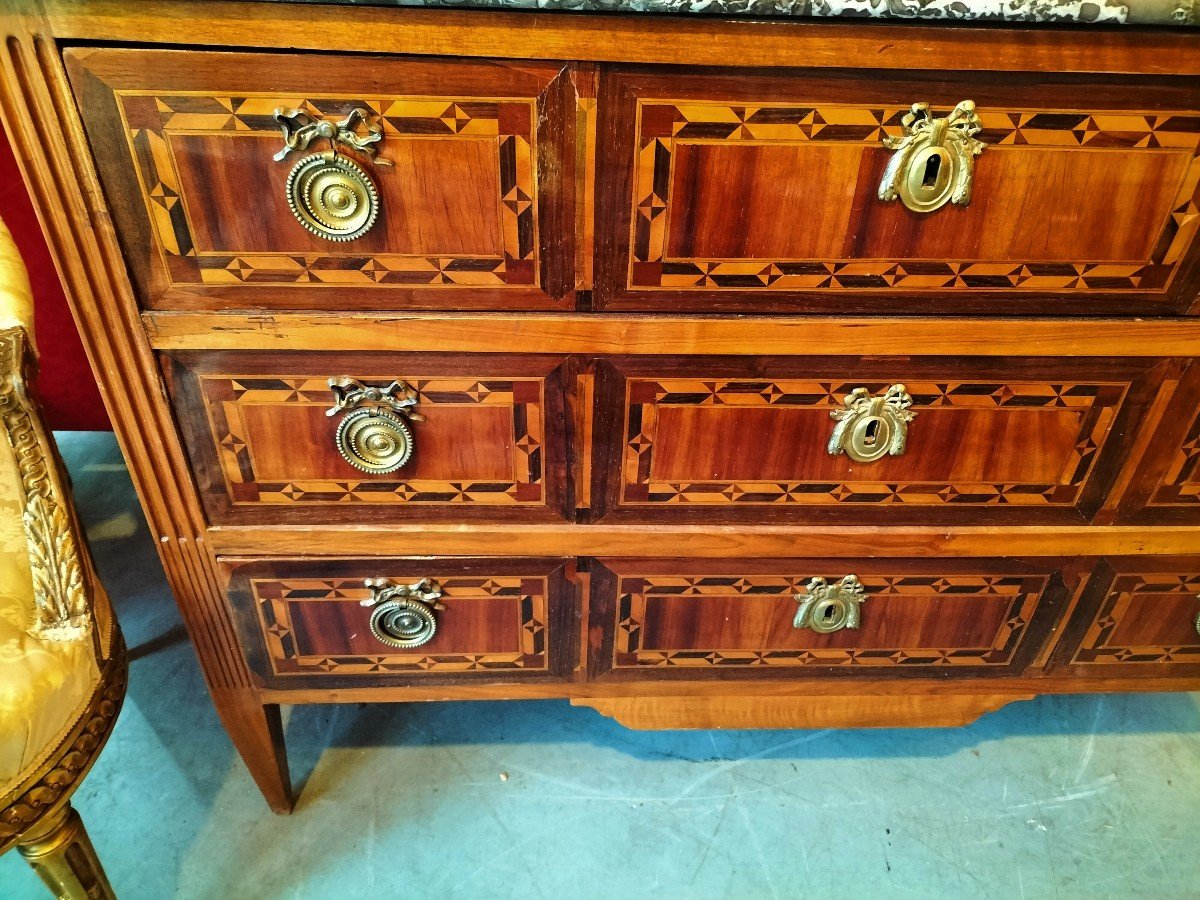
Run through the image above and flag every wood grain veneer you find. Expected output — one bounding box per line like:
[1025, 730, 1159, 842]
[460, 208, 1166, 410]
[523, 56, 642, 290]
[593, 355, 1171, 525]
[6, 0, 1200, 813]
[597, 66, 1200, 314]
[205, 524, 1200, 559]
[1051, 556, 1200, 674]
[587, 556, 1079, 681]
[65, 47, 580, 311]
[570, 694, 1035, 730]
[164, 350, 572, 524]
[41, 2, 1200, 76]
[222, 556, 579, 690]
[140, 313, 1200, 356]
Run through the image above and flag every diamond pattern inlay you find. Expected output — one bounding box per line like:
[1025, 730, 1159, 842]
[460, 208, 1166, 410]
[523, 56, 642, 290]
[629, 100, 1200, 294]
[254, 575, 549, 675]
[204, 374, 545, 506]
[116, 91, 539, 289]
[613, 573, 1042, 669]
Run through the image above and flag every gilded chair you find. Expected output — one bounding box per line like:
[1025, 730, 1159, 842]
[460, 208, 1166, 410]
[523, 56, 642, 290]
[0, 217, 125, 898]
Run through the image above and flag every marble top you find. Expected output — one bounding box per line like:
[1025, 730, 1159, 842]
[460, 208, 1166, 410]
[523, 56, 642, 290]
[277, 0, 1198, 26]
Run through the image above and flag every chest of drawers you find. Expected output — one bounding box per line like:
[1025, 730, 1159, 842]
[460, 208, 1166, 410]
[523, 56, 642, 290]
[5, 0, 1200, 813]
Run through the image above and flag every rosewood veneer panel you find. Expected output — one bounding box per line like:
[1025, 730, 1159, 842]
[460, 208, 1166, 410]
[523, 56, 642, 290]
[65, 48, 577, 310]
[164, 351, 572, 524]
[593, 356, 1170, 525]
[596, 67, 1200, 314]
[1050, 557, 1200, 676]
[223, 557, 577, 689]
[1118, 361, 1200, 524]
[589, 557, 1079, 681]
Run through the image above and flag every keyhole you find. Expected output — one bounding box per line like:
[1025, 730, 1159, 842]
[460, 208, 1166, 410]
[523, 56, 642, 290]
[863, 419, 879, 447]
[822, 605, 836, 622]
[922, 153, 942, 188]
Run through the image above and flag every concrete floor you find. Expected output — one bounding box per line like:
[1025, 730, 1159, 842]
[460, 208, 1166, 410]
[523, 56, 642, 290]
[2, 433, 1199, 899]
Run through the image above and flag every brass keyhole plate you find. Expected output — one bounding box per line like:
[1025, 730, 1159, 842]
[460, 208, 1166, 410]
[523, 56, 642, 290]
[793, 575, 867, 634]
[846, 414, 895, 463]
[828, 385, 915, 463]
[903, 145, 955, 213]
[809, 597, 850, 633]
[878, 100, 985, 215]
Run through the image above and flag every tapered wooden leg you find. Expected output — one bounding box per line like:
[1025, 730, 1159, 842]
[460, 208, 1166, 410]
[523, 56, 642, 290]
[212, 688, 294, 814]
[17, 803, 115, 900]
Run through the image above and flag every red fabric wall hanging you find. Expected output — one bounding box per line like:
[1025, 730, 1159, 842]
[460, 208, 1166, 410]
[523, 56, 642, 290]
[0, 127, 110, 430]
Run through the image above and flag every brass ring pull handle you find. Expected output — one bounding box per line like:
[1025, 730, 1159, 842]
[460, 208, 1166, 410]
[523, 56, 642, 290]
[273, 108, 391, 241]
[794, 575, 867, 634]
[361, 578, 445, 649]
[327, 377, 425, 474]
[878, 100, 985, 214]
[828, 383, 915, 463]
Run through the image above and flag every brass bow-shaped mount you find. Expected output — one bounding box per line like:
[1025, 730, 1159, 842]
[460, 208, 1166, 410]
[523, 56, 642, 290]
[828, 383, 916, 464]
[327, 377, 425, 475]
[793, 575, 867, 634]
[879, 100, 985, 213]
[272, 107, 393, 165]
[327, 377, 425, 421]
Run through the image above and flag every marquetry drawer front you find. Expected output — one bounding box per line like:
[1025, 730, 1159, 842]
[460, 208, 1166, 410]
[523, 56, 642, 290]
[589, 558, 1070, 680]
[66, 48, 573, 310]
[166, 352, 569, 524]
[223, 558, 575, 689]
[594, 357, 1166, 524]
[1118, 362, 1200, 523]
[597, 68, 1200, 314]
[1051, 559, 1200, 675]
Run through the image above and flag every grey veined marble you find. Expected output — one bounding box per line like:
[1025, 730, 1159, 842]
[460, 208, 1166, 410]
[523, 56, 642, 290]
[276, 0, 1199, 26]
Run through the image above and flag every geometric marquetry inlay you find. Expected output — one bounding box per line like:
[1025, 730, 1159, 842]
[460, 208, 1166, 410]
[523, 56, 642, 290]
[629, 101, 1200, 294]
[253, 575, 550, 675]
[116, 92, 538, 289]
[614, 572, 1047, 669]
[621, 377, 1126, 508]
[203, 374, 545, 506]
[1071, 571, 1200, 666]
[1148, 407, 1200, 508]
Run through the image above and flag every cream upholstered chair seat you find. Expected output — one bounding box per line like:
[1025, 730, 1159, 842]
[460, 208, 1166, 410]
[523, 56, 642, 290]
[0, 217, 124, 899]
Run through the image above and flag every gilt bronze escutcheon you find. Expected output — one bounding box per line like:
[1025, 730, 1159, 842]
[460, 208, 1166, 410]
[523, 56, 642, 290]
[879, 100, 985, 214]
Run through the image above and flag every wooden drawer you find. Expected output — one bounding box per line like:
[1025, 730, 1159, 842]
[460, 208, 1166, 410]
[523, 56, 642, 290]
[1050, 558, 1200, 675]
[596, 67, 1200, 314]
[592, 356, 1168, 524]
[166, 352, 570, 524]
[1118, 361, 1200, 523]
[224, 557, 577, 689]
[588, 557, 1074, 681]
[66, 48, 575, 310]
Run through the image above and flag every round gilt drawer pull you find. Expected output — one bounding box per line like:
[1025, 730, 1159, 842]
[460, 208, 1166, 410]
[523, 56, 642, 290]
[879, 100, 986, 214]
[793, 575, 867, 634]
[361, 578, 445, 649]
[336, 407, 412, 473]
[828, 383, 915, 463]
[285, 151, 378, 242]
[327, 377, 425, 475]
[272, 107, 392, 242]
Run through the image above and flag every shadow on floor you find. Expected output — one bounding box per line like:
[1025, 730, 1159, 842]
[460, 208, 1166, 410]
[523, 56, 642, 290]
[56, 431, 1200, 800]
[11, 432, 1191, 900]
